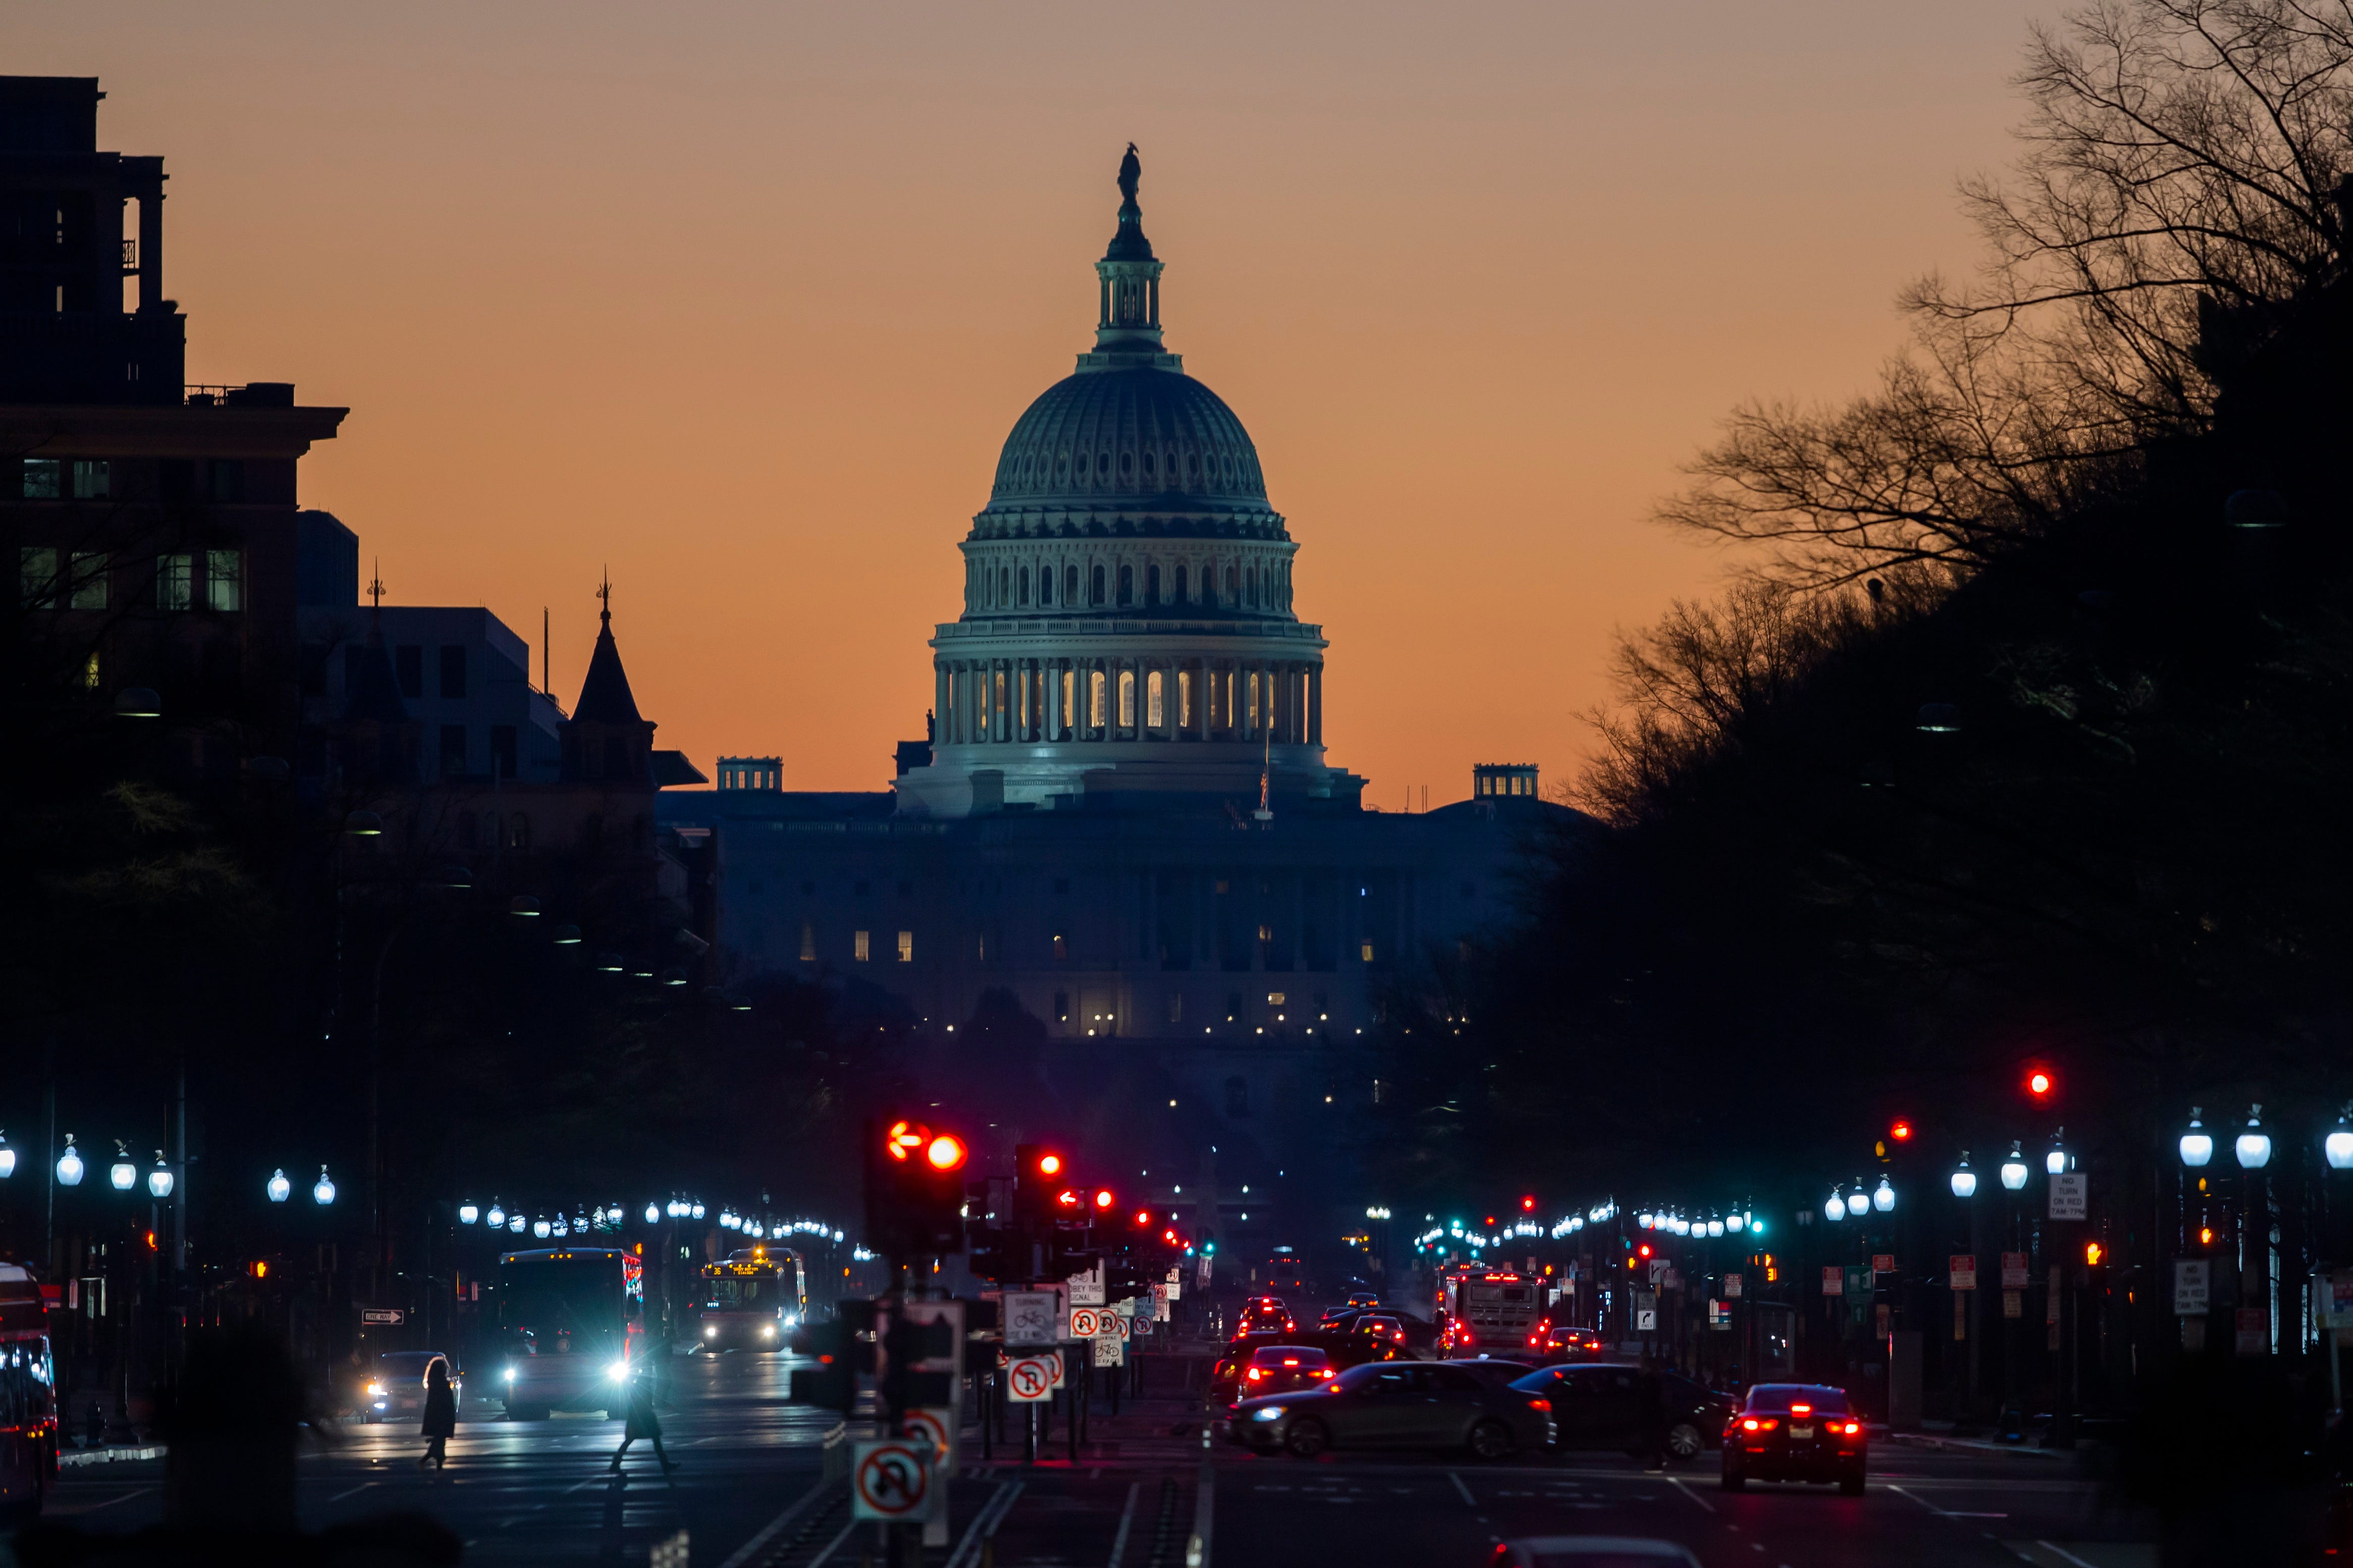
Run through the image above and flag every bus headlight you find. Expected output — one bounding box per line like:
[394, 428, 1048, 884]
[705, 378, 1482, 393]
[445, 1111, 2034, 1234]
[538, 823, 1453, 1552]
[705, 1325, 717, 1337]
[608, 1361, 632, 1383]
[503, 1368, 517, 1383]
[761, 1324, 775, 1337]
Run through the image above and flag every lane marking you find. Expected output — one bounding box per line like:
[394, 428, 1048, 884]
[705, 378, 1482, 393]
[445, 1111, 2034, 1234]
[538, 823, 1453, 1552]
[1664, 1477, 1715, 1515]
[1188, 1458, 1216, 1568]
[714, 1472, 841, 1568]
[1448, 1471, 1476, 1506]
[327, 1481, 378, 1503]
[805, 1519, 861, 1568]
[945, 1479, 1026, 1568]
[1107, 1480, 1141, 1568]
[1886, 1483, 1947, 1518]
[2036, 1544, 2103, 1568]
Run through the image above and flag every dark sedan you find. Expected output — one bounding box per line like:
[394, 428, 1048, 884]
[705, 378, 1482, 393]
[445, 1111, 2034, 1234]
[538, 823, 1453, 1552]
[1509, 1364, 1733, 1460]
[1230, 1359, 1554, 1459]
[1720, 1383, 1866, 1492]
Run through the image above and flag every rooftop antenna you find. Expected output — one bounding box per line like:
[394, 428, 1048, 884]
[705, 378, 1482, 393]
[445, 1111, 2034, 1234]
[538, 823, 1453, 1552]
[1252, 726, 1273, 823]
[365, 558, 385, 610]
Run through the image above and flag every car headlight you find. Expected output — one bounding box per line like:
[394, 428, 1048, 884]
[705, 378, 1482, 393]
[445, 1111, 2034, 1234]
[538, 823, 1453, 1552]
[367, 1383, 383, 1396]
[761, 1324, 775, 1337]
[608, 1361, 632, 1382]
[1251, 1405, 1285, 1422]
[705, 1326, 718, 1337]
[503, 1368, 517, 1382]
[784, 1314, 798, 1327]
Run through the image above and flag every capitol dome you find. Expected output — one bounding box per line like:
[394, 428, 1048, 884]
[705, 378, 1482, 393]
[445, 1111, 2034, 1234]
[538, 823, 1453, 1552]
[898, 146, 1353, 820]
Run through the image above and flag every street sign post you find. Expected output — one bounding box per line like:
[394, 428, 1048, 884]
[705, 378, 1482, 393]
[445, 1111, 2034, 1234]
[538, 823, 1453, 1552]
[1003, 1290, 1058, 1347]
[853, 1440, 934, 1522]
[1871, 1254, 1896, 1275]
[2000, 1252, 2030, 1289]
[1949, 1256, 1977, 1291]
[2048, 1173, 2087, 1221]
[1821, 1267, 1844, 1297]
[1068, 1306, 1103, 1340]
[2172, 1259, 2210, 1315]
[1068, 1263, 1106, 1307]
[1006, 1355, 1057, 1403]
[1722, 1273, 1742, 1299]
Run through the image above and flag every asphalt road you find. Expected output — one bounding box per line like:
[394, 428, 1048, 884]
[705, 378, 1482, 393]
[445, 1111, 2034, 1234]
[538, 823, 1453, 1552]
[30, 1348, 2156, 1568]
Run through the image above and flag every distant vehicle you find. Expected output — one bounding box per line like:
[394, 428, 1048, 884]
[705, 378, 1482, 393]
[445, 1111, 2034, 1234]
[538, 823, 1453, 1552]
[1210, 1344, 1335, 1419]
[1347, 1314, 1410, 1353]
[0, 1264, 58, 1523]
[1230, 1359, 1554, 1461]
[1531, 1324, 1607, 1363]
[1234, 1297, 1295, 1338]
[696, 1245, 804, 1352]
[1439, 1272, 1542, 1356]
[1344, 1290, 1382, 1310]
[363, 1351, 461, 1424]
[494, 1248, 649, 1421]
[1513, 1364, 1731, 1459]
[1491, 1540, 1704, 1568]
[1265, 1249, 1306, 1293]
[1720, 1383, 1866, 1492]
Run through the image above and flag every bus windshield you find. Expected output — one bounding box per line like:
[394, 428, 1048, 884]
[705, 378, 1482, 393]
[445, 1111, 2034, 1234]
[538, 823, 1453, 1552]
[499, 1253, 640, 1349]
[704, 1275, 782, 1308]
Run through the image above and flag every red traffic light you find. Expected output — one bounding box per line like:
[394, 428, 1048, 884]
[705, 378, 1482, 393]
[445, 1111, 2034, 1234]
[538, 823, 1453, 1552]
[884, 1120, 928, 1161]
[924, 1134, 967, 1171]
[1056, 1189, 1080, 1208]
[1520, 1196, 1535, 1211]
[1890, 1120, 1913, 1143]
[1637, 1243, 1653, 1258]
[2026, 1069, 2054, 1099]
[1163, 1229, 1179, 1245]
[1094, 1189, 1115, 1209]
[1134, 1210, 1152, 1226]
[1036, 1153, 1064, 1177]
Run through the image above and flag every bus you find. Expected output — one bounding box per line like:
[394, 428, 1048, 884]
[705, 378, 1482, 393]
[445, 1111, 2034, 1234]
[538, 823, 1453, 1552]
[1437, 1269, 1542, 1357]
[1265, 1248, 1306, 1293]
[0, 1264, 58, 1522]
[494, 1247, 648, 1420]
[694, 1246, 804, 1352]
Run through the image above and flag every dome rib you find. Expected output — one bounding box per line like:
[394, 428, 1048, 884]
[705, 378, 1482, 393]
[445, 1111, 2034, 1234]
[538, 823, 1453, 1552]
[985, 366, 1268, 514]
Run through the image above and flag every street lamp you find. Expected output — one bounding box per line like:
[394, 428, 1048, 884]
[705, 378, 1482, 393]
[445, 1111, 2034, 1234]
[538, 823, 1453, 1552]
[1825, 1188, 1847, 1222]
[1845, 1183, 1869, 1218]
[2046, 1128, 2068, 1176]
[147, 1153, 173, 1199]
[2000, 1142, 2028, 1191]
[1707, 1217, 1724, 1237]
[1951, 1152, 1976, 1199]
[507, 1215, 525, 1234]
[0, 1130, 13, 1180]
[56, 1136, 84, 1187]
[2327, 1109, 2353, 1171]
[267, 1168, 291, 1203]
[2180, 1108, 2214, 1168]
[534, 1219, 551, 1238]
[313, 1166, 337, 1205]
[1725, 1211, 1745, 1232]
[459, 1202, 480, 1224]
[343, 810, 383, 837]
[2235, 1106, 2273, 1170]
[645, 1203, 660, 1224]
[691, 1201, 706, 1220]
[1872, 1176, 1896, 1213]
[487, 1202, 504, 1228]
[508, 895, 541, 918]
[109, 1143, 137, 1191]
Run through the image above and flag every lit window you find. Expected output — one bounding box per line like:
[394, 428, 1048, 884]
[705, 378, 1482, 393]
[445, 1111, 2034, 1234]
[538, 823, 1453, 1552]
[897, 930, 913, 963]
[1179, 669, 1194, 728]
[1147, 670, 1165, 728]
[800, 922, 816, 961]
[18, 547, 58, 608]
[1061, 668, 1076, 735]
[156, 553, 193, 611]
[72, 460, 110, 500]
[21, 459, 61, 499]
[69, 551, 107, 609]
[1246, 671, 1260, 731]
[205, 549, 242, 612]
[1088, 670, 1107, 729]
[83, 651, 100, 689]
[1361, 941, 1376, 962]
[1119, 669, 1136, 728]
[854, 930, 871, 962]
[1267, 992, 1286, 1006]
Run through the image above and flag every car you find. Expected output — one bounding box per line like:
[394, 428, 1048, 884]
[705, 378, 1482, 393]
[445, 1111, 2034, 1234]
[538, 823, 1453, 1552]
[1531, 1325, 1607, 1363]
[1344, 1291, 1382, 1310]
[1230, 1359, 1554, 1461]
[1719, 1383, 1867, 1493]
[1511, 1365, 1733, 1460]
[363, 1351, 460, 1425]
[1344, 1314, 1413, 1356]
[1235, 1299, 1297, 1337]
[1491, 1539, 1704, 1567]
[1213, 1345, 1337, 1428]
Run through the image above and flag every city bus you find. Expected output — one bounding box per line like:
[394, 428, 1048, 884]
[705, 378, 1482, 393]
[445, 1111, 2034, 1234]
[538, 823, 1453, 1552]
[0, 1264, 58, 1522]
[494, 1247, 647, 1420]
[1437, 1269, 1542, 1357]
[694, 1245, 805, 1352]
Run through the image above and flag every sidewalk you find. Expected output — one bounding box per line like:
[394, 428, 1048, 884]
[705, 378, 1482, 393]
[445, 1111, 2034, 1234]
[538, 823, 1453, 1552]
[1884, 1428, 2067, 1459]
[58, 1442, 167, 1468]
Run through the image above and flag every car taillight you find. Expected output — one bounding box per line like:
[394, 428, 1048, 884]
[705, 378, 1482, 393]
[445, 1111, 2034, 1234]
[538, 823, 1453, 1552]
[1840, 1421, 1861, 1435]
[1790, 1403, 1811, 1416]
[1314, 1369, 1332, 1378]
[1740, 1417, 1779, 1431]
[1526, 1398, 1551, 1412]
[1246, 1368, 1262, 1380]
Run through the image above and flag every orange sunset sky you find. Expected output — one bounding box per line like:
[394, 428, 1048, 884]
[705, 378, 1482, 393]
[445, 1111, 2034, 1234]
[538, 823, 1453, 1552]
[21, 1, 2040, 803]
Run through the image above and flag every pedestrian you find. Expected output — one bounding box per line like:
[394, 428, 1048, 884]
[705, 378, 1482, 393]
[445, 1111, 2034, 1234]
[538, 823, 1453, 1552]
[609, 1357, 675, 1474]
[1633, 1364, 1668, 1471]
[418, 1356, 456, 1470]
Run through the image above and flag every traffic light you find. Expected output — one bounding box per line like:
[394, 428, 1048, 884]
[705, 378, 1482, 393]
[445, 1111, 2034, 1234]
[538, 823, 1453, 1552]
[1890, 1120, 1913, 1143]
[2026, 1068, 2055, 1100]
[880, 1312, 957, 1415]
[866, 1116, 970, 1261]
[1520, 1196, 1536, 1212]
[2084, 1240, 2105, 1267]
[788, 1320, 856, 1413]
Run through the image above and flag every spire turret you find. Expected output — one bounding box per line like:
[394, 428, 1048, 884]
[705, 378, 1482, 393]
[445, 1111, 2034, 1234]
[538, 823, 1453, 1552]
[1083, 144, 1178, 371]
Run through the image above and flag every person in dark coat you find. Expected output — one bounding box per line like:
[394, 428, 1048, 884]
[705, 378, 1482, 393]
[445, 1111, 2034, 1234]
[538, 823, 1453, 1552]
[609, 1357, 674, 1474]
[418, 1356, 456, 1470]
[1633, 1364, 1669, 1471]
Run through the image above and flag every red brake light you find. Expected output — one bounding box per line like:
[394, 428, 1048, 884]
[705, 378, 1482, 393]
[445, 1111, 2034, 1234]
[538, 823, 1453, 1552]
[1741, 1418, 1759, 1431]
[1246, 1368, 1262, 1380]
[1790, 1403, 1811, 1415]
[1281, 1358, 1299, 1367]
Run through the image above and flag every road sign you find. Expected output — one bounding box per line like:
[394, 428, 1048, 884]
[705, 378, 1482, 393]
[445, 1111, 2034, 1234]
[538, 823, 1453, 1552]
[1069, 1263, 1105, 1306]
[1152, 1283, 1170, 1321]
[903, 1407, 955, 1464]
[1003, 1290, 1058, 1346]
[1006, 1355, 1057, 1403]
[1127, 1312, 1152, 1338]
[1871, 1254, 1895, 1274]
[1110, 1313, 1130, 1340]
[1722, 1273, 1742, 1299]
[360, 1308, 404, 1325]
[2048, 1172, 2088, 1221]
[1068, 1307, 1103, 1340]
[2000, 1252, 2030, 1289]
[1049, 1348, 1067, 1387]
[1821, 1266, 1844, 1297]
[2173, 1259, 2210, 1315]
[2236, 1307, 2268, 1355]
[853, 1440, 933, 1521]
[1635, 1308, 1657, 1331]
[1949, 1255, 1977, 1291]
[1092, 1334, 1124, 1367]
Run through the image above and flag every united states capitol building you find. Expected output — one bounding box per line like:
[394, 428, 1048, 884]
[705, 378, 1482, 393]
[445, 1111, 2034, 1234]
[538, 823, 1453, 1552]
[660, 154, 1571, 1178]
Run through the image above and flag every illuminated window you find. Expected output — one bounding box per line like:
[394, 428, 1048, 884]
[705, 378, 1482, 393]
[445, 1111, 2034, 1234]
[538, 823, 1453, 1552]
[1246, 671, 1260, 732]
[854, 930, 871, 962]
[1089, 669, 1107, 729]
[21, 459, 60, 499]
[1118, 669, 1136, 728]
[1361, 941, 1376, 962]
[18, 547, 58, 608]
[206, 550, 242, 612]
[1267, 992, 1286, 1006]
[156, 553, 193, 611]
[1179, 668, 1194, 728]
[1147, 669, 1165, 728]
[1061, 668, 1076, 736]
[897, 931, 913, 963]
[70, 552, 107, 609]
[508, 814, 530, 850]
[800, 923, 815, 962]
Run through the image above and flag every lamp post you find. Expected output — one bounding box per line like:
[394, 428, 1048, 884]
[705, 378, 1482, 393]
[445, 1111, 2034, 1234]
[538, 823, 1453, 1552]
[1953, 1152, 1981, 1413]
[2236, 1106, 2272, 1359]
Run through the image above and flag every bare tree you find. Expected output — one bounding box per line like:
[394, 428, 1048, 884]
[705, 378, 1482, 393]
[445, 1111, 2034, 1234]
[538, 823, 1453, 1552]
[1659, 0, 2353, 583]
